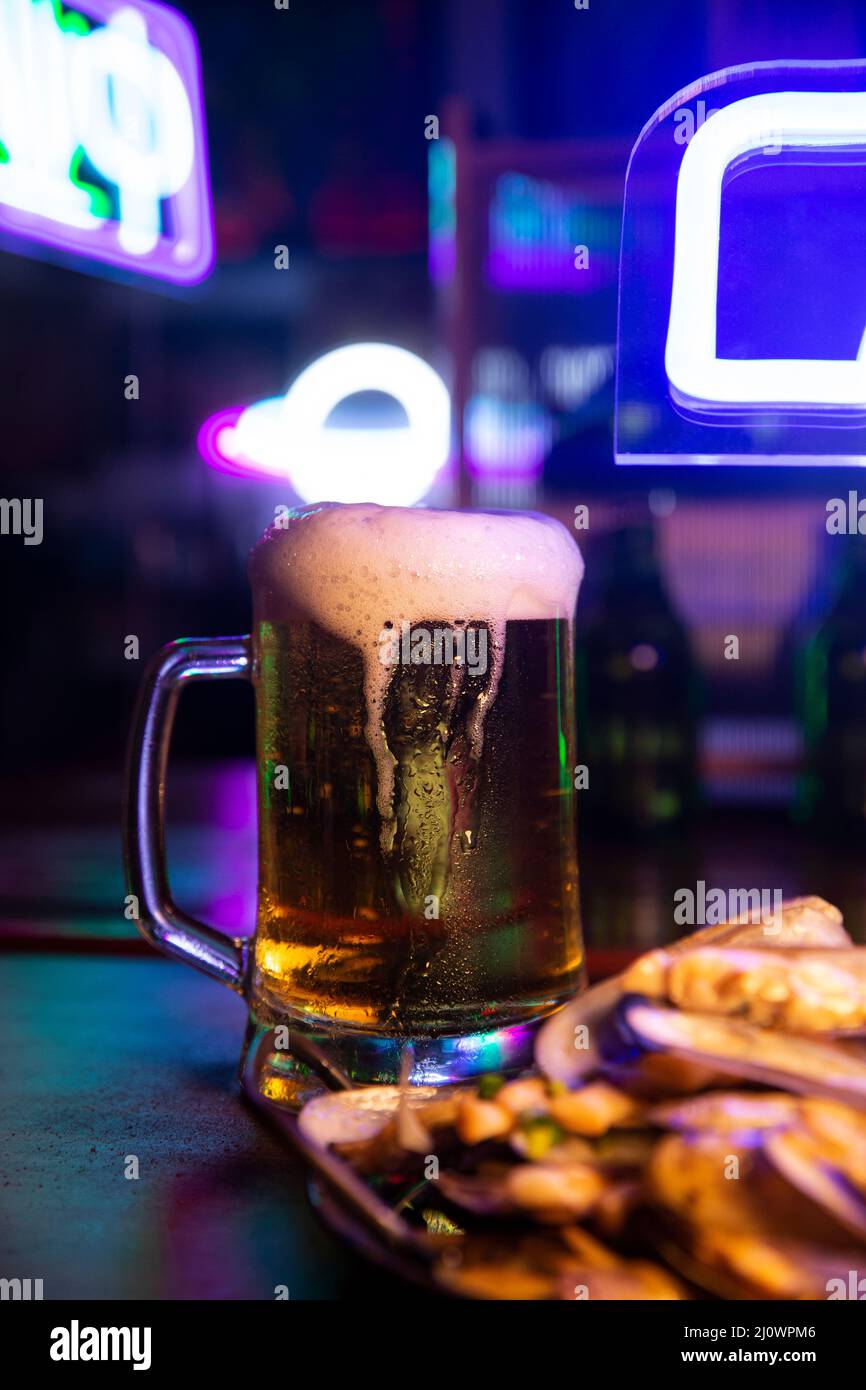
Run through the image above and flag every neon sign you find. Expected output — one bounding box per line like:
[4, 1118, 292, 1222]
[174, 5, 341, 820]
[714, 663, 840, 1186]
[198, 344, 452, 507]
[0, 0, 213, 284]
[667, 91, 866, 417]
[616, 60, 866, 464]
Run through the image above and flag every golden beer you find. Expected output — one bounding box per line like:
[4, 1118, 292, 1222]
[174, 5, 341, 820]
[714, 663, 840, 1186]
[248, 504, 584, 1038]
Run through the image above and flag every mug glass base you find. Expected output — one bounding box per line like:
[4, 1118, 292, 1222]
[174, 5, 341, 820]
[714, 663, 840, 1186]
[239, 1004, 545, 1110]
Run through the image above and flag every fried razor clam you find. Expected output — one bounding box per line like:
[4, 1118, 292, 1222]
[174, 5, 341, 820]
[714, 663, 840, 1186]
[434, 1226, 687, 1301]
[604, 1052, 731, 1099]
[438, 1159, 605, 1223]
[648, 1133, 855, 1245]
[650, 1091, 799, 1135]
[709, 895, 849, 949]
[649, 1093, 866, 1238]
[764, 1127, 866, 1241]
[298, 1084, 459, 1149]
[800, 1096, 866, 1162]
[552, 1264, 686, 1301]
[652, 1089, 866, 1147]
[297, 1087, 465, 1174]
[535, 896, 847, 1087]
[658, 894, 847, 952]
[621, 1000, 866, 1108]
[623, 947, 866, 1034]
[687, 1231, 865, 1300]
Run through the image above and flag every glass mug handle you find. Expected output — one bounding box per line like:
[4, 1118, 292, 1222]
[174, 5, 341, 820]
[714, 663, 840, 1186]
[124, 636, 252, 992]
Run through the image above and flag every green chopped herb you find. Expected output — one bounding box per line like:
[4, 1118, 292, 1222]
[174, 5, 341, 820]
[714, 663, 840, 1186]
[520, 1115, 566, 1160]
[547, 1079, 567, 1097]
[421, 1208, 465, 1237]
[477, 1073, 505, 1100]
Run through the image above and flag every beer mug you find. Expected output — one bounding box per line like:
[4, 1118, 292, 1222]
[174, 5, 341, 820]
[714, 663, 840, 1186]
[125, 503, 585, 1098]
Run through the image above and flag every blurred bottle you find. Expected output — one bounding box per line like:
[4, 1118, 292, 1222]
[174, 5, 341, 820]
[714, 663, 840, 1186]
[797, 536, 866, 828]
[577, 525, 697, 832]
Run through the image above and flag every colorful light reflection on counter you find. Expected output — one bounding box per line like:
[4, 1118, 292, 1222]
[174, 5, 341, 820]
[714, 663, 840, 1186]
[0, 0, 213, 283]
[198, 343, 451, 507]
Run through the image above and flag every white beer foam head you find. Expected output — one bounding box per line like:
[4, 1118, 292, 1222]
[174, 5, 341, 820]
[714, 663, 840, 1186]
[250, 502, 583, 637]
[250, 503, 583, 829]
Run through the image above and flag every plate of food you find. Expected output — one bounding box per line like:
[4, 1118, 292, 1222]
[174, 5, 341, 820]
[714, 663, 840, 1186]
[242, 897, 866, 1300]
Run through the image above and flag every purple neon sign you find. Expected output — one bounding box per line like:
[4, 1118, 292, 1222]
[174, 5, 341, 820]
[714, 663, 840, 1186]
[0, 0, 214, 284]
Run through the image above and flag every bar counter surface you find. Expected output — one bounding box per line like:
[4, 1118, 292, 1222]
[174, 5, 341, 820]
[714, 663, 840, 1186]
[3, 765, 866, 1299]
[1, 952, 421, 1300]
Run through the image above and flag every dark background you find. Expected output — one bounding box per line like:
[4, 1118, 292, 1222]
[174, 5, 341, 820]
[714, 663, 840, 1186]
[2, 0, 866, 923]
[5, 0, 866, 1304]
[0, 1, 850, 752]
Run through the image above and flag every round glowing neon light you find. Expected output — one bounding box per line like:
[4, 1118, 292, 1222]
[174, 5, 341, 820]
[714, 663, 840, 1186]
[198, 343, 451, 506]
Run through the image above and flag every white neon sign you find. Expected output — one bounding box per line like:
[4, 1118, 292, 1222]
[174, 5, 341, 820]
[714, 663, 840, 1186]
[201, 344, 452, 507]
[0, 0, 213, 282]
[665, 90, 866, 414]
